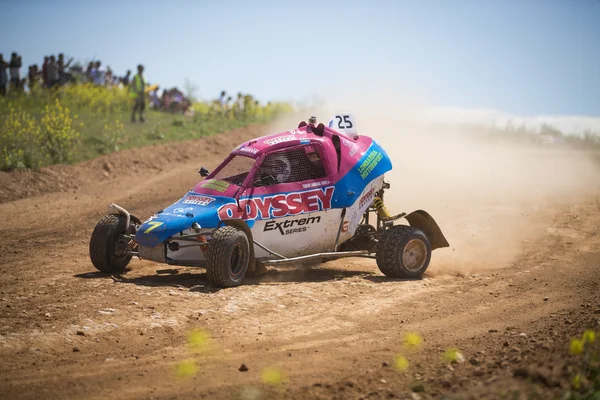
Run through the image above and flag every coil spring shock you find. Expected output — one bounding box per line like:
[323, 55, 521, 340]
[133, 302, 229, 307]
[373, 196, 391, 219]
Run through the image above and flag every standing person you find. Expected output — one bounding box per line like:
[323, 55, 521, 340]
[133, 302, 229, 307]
[57, 54, 73, 70]
[121, 70, 131, 86]
[161, 88, 170, 111]
[149, 85, 161, 109]
[9, 52, 22, 92]
[105, 66, 113, 87]
[129, 64, 146, 122]
[233, 92, 243, 118]
[219, 90, 227, 111]
[42, 56, 49, 87]
[85, 61, 94, 82]
[91, 61, 104, 85]
[57, 53, 73, 85]
[28, 65, 37, 90]
[0, 54, 8, 96]
[46, 55, 60, 88]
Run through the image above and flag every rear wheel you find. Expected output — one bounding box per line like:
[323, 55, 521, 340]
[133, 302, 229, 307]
[206, 226, 250, 288]
[89, 214, 134, 273]
[376, 225, 431, 279]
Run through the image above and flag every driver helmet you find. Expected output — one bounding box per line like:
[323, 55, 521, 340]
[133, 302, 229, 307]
[261, 154, 291, 184]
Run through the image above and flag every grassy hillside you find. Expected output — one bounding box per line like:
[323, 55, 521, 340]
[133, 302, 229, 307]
[0, 84, 292, 171]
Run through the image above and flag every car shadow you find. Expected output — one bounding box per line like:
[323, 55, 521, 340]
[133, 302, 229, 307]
[245, 267, 373, 285]
[74, 267, 375, 292]
[75, 270, 220, 293]
[361, 275, 416, 283]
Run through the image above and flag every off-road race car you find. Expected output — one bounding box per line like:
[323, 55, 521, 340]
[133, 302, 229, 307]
[89, 115, 449, 287]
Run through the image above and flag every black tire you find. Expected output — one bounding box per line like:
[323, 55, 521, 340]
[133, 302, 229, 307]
[376, 225, 431, 279]
[205, 226, 250, 288]
[89, 214, 133, 273]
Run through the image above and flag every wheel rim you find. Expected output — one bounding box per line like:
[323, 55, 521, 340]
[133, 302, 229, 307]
[230, 243, 245, 276]
[113, 236, 131, 261]
[402, 239, 427, 272]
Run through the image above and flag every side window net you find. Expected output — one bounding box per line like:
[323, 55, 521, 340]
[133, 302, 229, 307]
[255, 145, 327, 187]
[211, 155, 256, 186]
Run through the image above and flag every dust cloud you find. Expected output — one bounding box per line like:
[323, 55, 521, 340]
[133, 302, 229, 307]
[273, 90, 600, 276]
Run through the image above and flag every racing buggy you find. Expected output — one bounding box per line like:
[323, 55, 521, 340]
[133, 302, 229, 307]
[89, 115, 449, 287]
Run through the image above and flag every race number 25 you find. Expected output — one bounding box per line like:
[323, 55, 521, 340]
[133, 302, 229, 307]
[335, 115, 353, 129]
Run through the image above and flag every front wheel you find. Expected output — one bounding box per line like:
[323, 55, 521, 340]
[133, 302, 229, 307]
[89, 214, 134, 273]
[205, 226, 250, 288]
[376, 225, 431, 279]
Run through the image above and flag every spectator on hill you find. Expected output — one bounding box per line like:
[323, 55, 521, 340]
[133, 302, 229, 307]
[0, 54, 8, 96]
[58, 54, 72, 70]
[121, 70, 131, 86]
[105, 66, 113, 87]
[85, 61, 93, 82]
[149, 85, 161, 109]
[42, 56, 49, 87]
[161, 88, 170, 110]
[47, 55, 60, 88]
[57, 53, 73, 85]
[28, 64, 39, 90]
[233, 92, 247, 117]
[9, 52, 22, 92]
[91, 61, 105, 85]
[89, 62, 97, 83]
[129, 64, 146, 122]
[219, 90, 227, 109]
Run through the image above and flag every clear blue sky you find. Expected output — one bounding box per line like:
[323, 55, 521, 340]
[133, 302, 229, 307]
[2, 0, 599, 116]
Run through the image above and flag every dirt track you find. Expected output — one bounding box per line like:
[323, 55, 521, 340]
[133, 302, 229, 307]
[1, 125, 599, 400]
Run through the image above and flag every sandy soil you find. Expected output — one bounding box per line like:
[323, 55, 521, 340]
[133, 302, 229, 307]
[1, 124, 599, 400]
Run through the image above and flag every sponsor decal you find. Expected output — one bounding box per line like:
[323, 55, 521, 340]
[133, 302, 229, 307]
[343, 138, 358, 156]
[264, 135, 296, 146]
[238, 146, 259, 155]
[144, 214, 159, 223]
[160, 212, 189, 218]
[358, 150, 383, 179]
[263, 216, 321, 235]
[173, 207, 194, 214]
[144, 221, 163, 234]
[302, 180, 330, 189]
[183, 195, 215, 206]
[288, 129, 303, 135]
[341, 220, 349, 233]
[218, 186, 335, 220]
[359, 187, 375, 208]
[300, 139, 310, 145]
[200, 179, 229, 192]
[345, 207, 361, 234]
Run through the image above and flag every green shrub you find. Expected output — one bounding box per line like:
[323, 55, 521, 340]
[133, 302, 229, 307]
[40, 99, 80, 163]
[99, 120, 126, 153]
[0, 107, 44, 170]
[565, 328, 599, 399]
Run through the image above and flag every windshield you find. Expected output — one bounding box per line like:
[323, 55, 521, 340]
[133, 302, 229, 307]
[210, 155, 256, 186]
